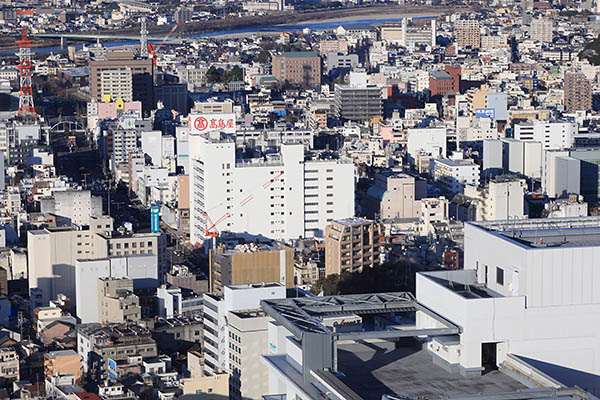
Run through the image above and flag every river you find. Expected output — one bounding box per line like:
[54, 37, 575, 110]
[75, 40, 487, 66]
[3, 14, 436, 55]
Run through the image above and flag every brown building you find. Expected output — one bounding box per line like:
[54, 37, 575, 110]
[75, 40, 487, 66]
[564, 72, 592, 112]
[325, 218, 383, 276]
[44, 350, 82, 383]
[271, 51, 321, 88]
[429, 70, 455, 97]
[444, 65, 461, 93]
[454, 20, 481, 49]
[89, 51, 154, 114]
[209, 241, 294, 295]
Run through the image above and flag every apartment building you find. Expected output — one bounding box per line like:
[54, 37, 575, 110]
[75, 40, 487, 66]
[44, 350, 82, 383]
[271, 51, 321, 88]
[99, 69, 133, 102]
[530, 17, 553, 42]
[564, 72, 592, 112]
[209, 240, 294, 294]
[98, 277, 141, 324]
[333, 77, 382, 121]
[77, 323, 157, 377]
[364, 172, 427, 220]
[455, 19, 481, 49]
[89, 51, 153, 113]
[431, 157, 480, 194]
[0, 348, 19, 381]
[76, 255, 158, 324]
[319, 39, 348, 55]
[325, 218, 383, 276]
[189, 135, 354, 244]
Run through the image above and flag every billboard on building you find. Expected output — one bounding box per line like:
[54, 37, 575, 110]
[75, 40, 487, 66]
[189, 113, 236, 135]
[475, 108, 496, 119]
[151, 205, 160, 233]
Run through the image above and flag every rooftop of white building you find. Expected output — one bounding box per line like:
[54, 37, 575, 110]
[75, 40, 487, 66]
[470, 216, 600, 249]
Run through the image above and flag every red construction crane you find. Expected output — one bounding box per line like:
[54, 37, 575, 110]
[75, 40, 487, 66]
[147, 23, 180, 66]
[201, 171, 285, 241]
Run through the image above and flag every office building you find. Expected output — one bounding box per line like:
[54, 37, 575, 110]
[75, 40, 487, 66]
[202, 283, 286, 376]
[325, 52, 359, 73]
[564, 73, 592, 112]
[429, 70, 456, 96]
[228, 309, 272, 400]
[431, 157, 480, 194]
[514, 121, 577, 150]
[417, 217, 600, 389]
[189, 136, 354, 244]
[155, 83, 189, 114]
[271, 52, 321, 88]
[324, 218, 382, 276]
[89, 51, 154, 114]
[455, 20, 481, 49]
[76, 255, 158, 324]
[259, 293, 590, 400]
[209, 239, 294, 295]
[98, 277, 141, 324]
[464, 178, 527, 221]
[530, 17, 553, 42]
[40, 189, 103, 226]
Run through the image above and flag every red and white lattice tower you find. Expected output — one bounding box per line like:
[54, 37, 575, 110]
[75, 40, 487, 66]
[15, 25, 37, 121]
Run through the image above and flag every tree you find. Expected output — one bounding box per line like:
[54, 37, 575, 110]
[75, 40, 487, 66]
[256, 49, 271, 64]
[206, 66, 222, 83]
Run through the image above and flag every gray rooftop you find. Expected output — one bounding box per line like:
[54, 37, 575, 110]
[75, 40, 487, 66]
[471, 217, 600, 249]
[337, 342, 527, 400]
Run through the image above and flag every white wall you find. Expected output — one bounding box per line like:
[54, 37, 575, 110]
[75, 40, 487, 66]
[407, 128, 447, 163]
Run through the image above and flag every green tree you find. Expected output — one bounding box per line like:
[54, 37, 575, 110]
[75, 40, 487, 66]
[257, 49, 271, 64]
[206, 66, 222, 83]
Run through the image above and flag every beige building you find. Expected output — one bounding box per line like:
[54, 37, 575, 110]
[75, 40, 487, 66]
[192, 99, 234, 114]
[180, 371, 229, 399]
[99, 68, 133, 102]
[0, 348, 19, 381]
[366, 172, 427, 220]
[209, 241, 294, 295]
[98, 277, 141, 324]
[455, 20, 481, 49]
[44, 350, 82, 383]
[28, 215, 167, 309]
[271, 51, 321, 88]
[530, 17, 553, 43]
[325, 218, 383, 276]
[89, 51, 153, 112]
[227, 310, 271, 400]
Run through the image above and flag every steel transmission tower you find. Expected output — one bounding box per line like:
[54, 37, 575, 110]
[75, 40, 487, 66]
[15, 25, 36, 121]
[140, 17, 148, 58]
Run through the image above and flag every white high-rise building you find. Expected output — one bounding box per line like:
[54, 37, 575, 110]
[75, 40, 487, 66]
[189, 134, 354, 244]
[514, 121, 577, 150]
[202, 283, 286, 378]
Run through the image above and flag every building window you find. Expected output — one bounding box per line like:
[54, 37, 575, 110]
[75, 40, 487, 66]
[496, 267, 504, 286]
